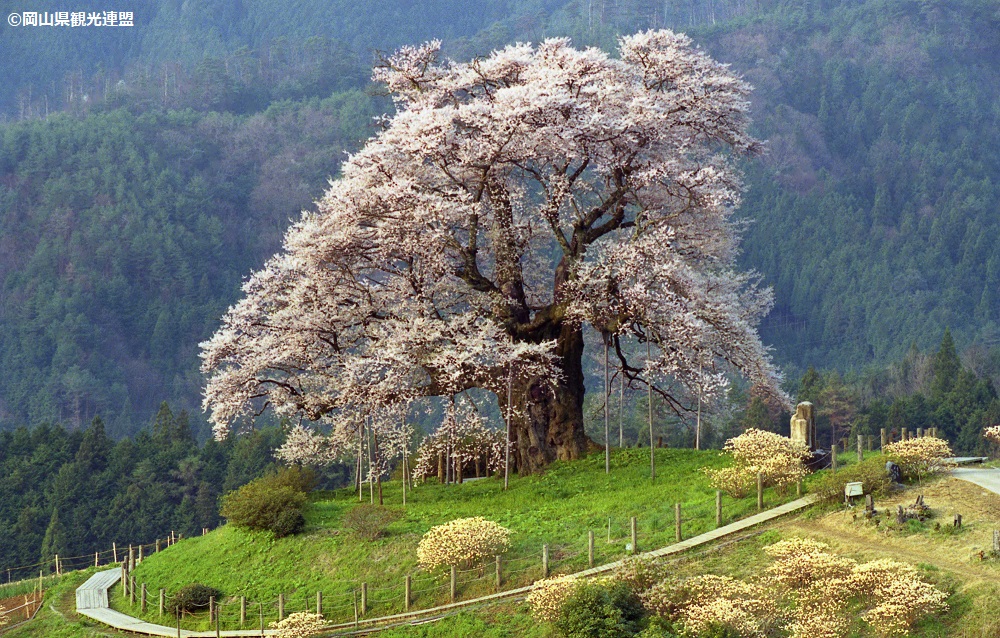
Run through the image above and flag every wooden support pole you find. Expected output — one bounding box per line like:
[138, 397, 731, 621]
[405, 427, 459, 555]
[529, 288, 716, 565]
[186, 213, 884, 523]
[675, 503, 682, 542]
[630, 517, 638, 554]
[121, 563, 127, 596]
[832, 447, 837, 473]
[917, 427, 923, 438]
[902, 427, 908, 441]
[450, 566, 457, 602]
[141, 583, 147, 613]
[260, 601, 265, 636]
[130, 576, 136, 605]
[54, 554, 60, 576]
[316, 590, 322, 617]
[278, 593, 284, 621]
[857, 434, 864, 463]
[361, 583, 367, 615]
[716, 491, 722, 527]
[176, 607, 181, 638]
[160, 589, 165, 617]
[95, 552, 99, 567]
[588, 531, 595, 567]
[156, 539, 160, 553]
[880, 428, 887, 449]
[112, 542, 117, 564]
[542, 545, 549, 577]
[209, 596, 215, 624]
[404, 576, 411, 611]
[993, 530, 999, 554]
[129, 545, 135, 572]
[495, 555, 502, 590]
[757, 472, 764, 510]
[353, 591, 359, 627]
[215, 600, 221, 638]
[240, 596, 246, 626]
[867, 435, 873, 452]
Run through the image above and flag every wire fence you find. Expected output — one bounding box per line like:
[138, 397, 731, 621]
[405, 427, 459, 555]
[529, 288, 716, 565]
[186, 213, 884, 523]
[0, 591, 43, 633]
[110, 484, 806, 632]
[0, 527, 206, 605]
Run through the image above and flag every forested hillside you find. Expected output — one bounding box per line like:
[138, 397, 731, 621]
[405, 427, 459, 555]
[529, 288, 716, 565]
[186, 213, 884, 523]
[4, 0, 1000, 435]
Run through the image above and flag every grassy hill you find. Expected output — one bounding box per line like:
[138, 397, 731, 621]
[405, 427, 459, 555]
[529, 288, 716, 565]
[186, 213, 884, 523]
[113, 448, 798, 630]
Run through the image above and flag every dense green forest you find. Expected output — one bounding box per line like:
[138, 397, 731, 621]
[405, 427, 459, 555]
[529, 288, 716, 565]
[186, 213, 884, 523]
[0, 403, 338, 578]
[4, 0, 1000, 441]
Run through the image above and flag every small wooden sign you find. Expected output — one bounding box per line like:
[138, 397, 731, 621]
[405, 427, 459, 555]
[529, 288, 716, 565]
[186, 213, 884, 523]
[845, 482, 864, 498]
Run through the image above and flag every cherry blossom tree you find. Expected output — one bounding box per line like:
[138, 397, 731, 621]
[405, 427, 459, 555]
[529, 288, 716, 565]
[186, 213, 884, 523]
[201, 30, 786, 474]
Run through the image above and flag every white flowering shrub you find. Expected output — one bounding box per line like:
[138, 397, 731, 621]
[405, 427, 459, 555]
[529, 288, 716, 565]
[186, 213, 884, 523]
[526, 575, 581, 622]
[641, 574, 776, 637]
[705, 428, 811, 497]
[766, 539, 947, 638]
[269, 612, 327, 638]
[883, 436, 954, 482]
[984, 425, 1000, 450]
[416, 517, 511, 570]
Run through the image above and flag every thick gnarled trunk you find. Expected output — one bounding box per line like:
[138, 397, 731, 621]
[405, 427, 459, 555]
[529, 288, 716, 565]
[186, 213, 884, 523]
[510, 320, 589, 475]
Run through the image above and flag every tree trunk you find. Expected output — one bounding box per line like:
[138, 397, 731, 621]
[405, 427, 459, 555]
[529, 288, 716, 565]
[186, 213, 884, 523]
[510, 320, 589, 474]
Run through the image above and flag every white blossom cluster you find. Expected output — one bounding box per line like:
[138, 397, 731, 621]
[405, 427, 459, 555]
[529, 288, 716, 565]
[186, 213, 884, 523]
[412, 400, 506, 480]
[200, 30, 787, 455]
[526, 575, 582, 622]
[704, 428, 811, 496]
[882, 436, 954, 482]
[416, 517, 511, 570]
[269, 612, 328, 638]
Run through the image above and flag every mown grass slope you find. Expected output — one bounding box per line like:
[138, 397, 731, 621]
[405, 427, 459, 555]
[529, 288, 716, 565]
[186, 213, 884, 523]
[116, 448, 802, 630]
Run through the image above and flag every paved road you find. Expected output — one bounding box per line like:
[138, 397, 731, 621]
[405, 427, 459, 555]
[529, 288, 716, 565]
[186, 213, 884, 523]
[952, 467, 1000, 495]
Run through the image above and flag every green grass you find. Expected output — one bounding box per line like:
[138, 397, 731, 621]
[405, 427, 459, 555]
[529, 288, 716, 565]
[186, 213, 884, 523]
[114, 448, 802, 631]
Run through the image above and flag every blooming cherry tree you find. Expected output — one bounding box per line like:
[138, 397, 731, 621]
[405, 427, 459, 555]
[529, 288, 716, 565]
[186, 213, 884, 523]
[201, 30, 785, 473]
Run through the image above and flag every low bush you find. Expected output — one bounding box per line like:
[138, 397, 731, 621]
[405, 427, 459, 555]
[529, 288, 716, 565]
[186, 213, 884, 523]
[270, 611, 328, 638]
[416, 517, 510, 570]
[172, 583, 222, 616]
[812, 456, 894, 502]
[220, 467, 312, 537]
[527, 576, 581, 622]
[883, 437, 954, 483]
[704, 429, 810, 498]
[342, 504, 402, 541]
[556, 580, 647, 638]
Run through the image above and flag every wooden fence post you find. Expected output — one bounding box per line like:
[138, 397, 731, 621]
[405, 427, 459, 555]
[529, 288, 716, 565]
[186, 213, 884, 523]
[129, 545, 135, 572]
[215, 599, 221, 638]
[902, 427, 908, 441]
[160, 589, 165, 617]
[495, 555, 502, 590]
[141, 583, 147, 613]
[176, 607, 181, 638]
[95, 552, 99, 567]
[130, 576, 136, 605]
[917, 427, 923, 438]
[260, 601, 265, 635]
[832, 447, 837, 473]
[239, 595, 246, 626]
[156, 539, 160, 553]
[880, 428, 887, 449]
[404, 576, 411, 611]
[993, 530, 999, 554]
[857, 434, 864, 463]
[209, 596, 215, 625]
[450, 566, 457, 602]
[278, 593, 284, 621]
[54, 554, 59, 577]
[542, 545, 549, 577]
[361, 583, 367, 615]
[112, 542, 117, 564]
[588, 531, 595, 567]
[353, 591, 359, 627]
[316, 590, 322, 617]
[630, 517, 637, 553]
[675, 503, 682, 542]
[757, 472, 764, 510]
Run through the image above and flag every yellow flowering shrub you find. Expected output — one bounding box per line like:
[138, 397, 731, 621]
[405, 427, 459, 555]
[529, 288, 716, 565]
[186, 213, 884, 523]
[416, 517, 511, 570]
[269, 612, 327, 638]
[883, 436, 954, 482]
[614, 555, 670, 593]
[983, 425, 1000, 444]
[705, 428, 811, 497]
[526, 575, 581, 622]
[641, 575, 777, 637]
[767, 539, 947, 638]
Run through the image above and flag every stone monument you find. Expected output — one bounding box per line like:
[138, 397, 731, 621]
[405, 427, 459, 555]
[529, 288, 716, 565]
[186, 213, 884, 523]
[790, 401, 816, 451]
